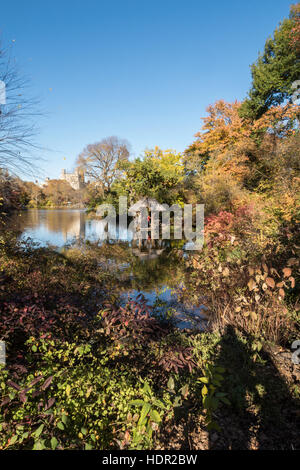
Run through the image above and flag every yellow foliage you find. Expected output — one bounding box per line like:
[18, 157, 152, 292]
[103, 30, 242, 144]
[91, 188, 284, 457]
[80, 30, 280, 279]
[144, 146, 185, 182]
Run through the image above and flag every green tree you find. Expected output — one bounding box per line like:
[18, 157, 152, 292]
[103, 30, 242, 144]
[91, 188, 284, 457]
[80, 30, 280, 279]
[114, 147, 185, 205]
[240, 3, 300, 120]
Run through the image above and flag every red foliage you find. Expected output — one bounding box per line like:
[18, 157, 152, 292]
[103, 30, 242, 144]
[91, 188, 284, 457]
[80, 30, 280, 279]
[0, 294, 89, 362]
[101, 295, 167, 344]
[205, 205, 254, 247]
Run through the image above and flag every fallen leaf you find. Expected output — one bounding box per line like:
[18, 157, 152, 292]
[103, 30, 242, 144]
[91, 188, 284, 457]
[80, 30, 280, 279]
[283, 267, 292, 278]
[266, 277, 275, 289]
[248, 278, 256, 291]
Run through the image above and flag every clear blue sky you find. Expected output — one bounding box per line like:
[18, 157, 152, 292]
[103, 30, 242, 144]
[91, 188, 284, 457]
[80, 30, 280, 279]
[0, 0, 294, 180]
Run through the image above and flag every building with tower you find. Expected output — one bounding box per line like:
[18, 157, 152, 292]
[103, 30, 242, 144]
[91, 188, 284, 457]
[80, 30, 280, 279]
[60, 168, 85, 190]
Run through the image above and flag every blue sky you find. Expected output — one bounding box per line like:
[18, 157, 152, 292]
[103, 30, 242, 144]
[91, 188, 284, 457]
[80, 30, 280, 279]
[0, 0, 294, 180]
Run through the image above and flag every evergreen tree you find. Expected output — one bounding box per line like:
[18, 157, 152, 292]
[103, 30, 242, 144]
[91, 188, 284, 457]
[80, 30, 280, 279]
[239, 4, 300, 120]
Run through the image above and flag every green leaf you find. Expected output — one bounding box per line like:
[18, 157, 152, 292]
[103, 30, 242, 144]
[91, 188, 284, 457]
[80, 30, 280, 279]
[210, 397, 219, 410]
[143, 382, 152, 396]
[50, 437, 58, 450]
[33, 439, 45, 450]
[212, 379, 221, 386]
[203, 396, 211, 408]
[214, 374, 224, 381]
[198, 377, 209, 383]
[33, 423, 44, 438]
[167, 376, 175, 391]
[153, 399, 166, 410]
[138, 403, 151, 425]
[173, 396, 182, 407]
[57, 422, 64, 430]
[130, 399, 145, 407]
[8, 434, 18, 446]
[149, 409, 161, 423]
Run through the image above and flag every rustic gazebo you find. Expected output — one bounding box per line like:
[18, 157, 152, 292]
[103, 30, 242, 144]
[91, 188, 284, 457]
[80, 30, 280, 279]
[128, 197, 167, 249]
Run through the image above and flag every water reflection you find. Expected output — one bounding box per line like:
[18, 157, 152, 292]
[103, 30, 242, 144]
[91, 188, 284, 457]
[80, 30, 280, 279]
[5, 209, 133, 246]
[4, 209, 207, 329]
[121, 288, 208, 330]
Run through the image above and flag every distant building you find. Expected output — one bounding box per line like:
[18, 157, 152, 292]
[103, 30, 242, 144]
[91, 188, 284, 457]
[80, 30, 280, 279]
[40, 177, 50, 188]
[60, 169, 85, 190]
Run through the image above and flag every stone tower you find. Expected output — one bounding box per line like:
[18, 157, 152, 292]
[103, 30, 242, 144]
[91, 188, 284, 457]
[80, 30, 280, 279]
[60, 168, 85, 190]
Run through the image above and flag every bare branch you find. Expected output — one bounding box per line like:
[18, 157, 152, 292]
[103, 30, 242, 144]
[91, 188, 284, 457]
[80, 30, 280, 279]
[77, 136, 130, 192]
[0, 41, 42, 176]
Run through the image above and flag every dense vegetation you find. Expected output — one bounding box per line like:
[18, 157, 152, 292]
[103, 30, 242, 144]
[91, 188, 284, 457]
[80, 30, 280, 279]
[0, 173, 87, 210]
[0, 3, 299, 450]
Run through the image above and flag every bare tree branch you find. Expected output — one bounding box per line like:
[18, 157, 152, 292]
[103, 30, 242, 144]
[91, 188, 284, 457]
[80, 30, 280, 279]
[77, 136, 130, 192]
[0, 41, 42, 176]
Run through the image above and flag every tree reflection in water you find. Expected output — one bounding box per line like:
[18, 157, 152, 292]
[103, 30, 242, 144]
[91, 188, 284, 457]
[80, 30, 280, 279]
[4, 209, 207, 329]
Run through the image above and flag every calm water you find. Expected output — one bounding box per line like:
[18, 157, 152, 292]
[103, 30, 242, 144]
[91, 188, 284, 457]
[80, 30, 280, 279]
[6, 208, 133, 247]
[5, 209, 207, 329]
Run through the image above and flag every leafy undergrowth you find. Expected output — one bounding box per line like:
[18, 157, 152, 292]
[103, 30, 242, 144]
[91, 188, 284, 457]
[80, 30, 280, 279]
[0, 235, 223, 449]
[185, 204, 300, 346]
[0, 234, 299, 450]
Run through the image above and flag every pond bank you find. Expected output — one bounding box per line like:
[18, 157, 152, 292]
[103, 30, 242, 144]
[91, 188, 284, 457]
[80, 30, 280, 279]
[2, 209, 207, 329]
[0, 233, 299, 450]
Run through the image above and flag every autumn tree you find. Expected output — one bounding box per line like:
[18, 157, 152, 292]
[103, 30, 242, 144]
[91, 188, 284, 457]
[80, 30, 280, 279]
[184, 97, 300, 208]
[114, 148, 185, 204]
[184, 100, 254, 182]
[42, 179, 76, 206]
[22, 181, 44, 206]
[0, 169, 26, 212]
[77, 136, 130, 194]
[290, 3, 300, 55]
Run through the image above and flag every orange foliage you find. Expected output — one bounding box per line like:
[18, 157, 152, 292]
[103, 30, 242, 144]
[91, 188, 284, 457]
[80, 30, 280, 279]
[187, 100, 299, 183]
[186, 100, 256, 182]
[290, 2, 300, 54]
[192, 100, 252, 154]
[254, 103, 300, 137]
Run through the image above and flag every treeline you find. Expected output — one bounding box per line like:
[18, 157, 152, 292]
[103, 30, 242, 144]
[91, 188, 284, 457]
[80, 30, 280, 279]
[0, 174, 90, 212]
[79, 4, 300, 220]
[23, 179, 87, 208]
[0, 3, 299, 451]
[1, 5, 299, 220]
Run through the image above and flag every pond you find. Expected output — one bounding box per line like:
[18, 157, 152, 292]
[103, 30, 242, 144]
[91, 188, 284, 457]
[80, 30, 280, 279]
[5, 208, 132, 247]
[4, 209, 208, 329]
